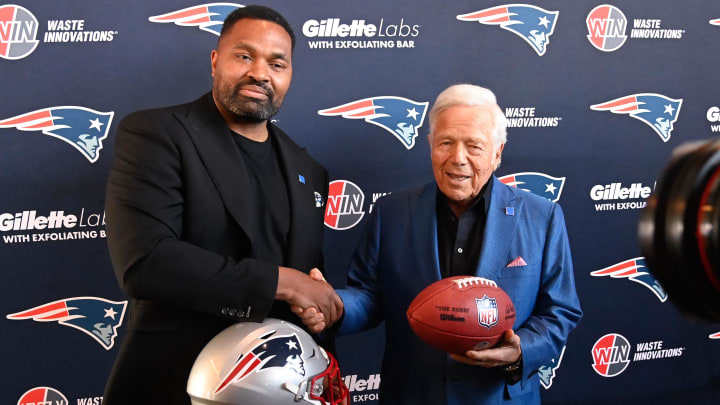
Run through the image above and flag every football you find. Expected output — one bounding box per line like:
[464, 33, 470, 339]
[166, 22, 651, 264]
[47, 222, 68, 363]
[406, 276, 516, 355]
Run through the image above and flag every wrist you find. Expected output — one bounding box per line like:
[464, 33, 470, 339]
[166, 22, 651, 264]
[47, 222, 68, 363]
[503, 355, 523, 385]
[504, 355, 522, 372]
[275, 266, 295, 301]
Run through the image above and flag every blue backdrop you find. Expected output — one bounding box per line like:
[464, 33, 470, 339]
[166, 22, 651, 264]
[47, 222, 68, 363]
[2, 1, 720, 404]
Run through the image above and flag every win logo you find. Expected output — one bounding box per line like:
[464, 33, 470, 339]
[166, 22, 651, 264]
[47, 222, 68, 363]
[324, 180, 365, 230]
[586, 4, 627, 52]
[0, 4, 39, 60]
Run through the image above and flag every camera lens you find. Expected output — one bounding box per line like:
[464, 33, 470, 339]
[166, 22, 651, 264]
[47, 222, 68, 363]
[639, 140, 720, 322]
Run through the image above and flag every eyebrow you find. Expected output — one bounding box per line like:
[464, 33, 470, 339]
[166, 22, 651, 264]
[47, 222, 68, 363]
[232, 42, 290, 62]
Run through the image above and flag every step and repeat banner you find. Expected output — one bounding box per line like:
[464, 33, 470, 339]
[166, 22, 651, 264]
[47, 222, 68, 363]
[2, 1, 720, 404]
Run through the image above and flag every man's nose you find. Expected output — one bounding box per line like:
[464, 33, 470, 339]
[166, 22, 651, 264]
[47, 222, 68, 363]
[448, 144, 468, 165]
[247, 60, 270, 82]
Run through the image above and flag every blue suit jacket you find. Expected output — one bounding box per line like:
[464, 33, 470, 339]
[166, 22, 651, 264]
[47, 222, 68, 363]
[337, 177, 582, 405]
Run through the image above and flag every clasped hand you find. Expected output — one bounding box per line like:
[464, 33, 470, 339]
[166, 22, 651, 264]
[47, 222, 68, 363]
[288, 268, 339, 333]
[277, 267, 342, 333]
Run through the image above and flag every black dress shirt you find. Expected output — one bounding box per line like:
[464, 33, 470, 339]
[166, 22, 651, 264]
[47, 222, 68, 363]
[436, 179, 493, 279]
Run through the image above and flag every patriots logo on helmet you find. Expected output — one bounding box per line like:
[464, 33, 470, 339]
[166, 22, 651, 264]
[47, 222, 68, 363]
[499, 172, 565, 202]
[318, 96, 428, 150]
[590, 93, 682, 143]
[149, 3, 244, 36]
[215, 331, 307, 394]
[457, 4, 559, 56]
[0, 106, 113, 163]
[6, 297, 127, 350]
[710, 332, 720, 339]
[538, 345, 566, 389]
[591, 257, 668, 302]
[710, 18, 720, 26]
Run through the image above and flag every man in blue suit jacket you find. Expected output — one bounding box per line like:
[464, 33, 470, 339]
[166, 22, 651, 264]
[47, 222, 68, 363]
[298, 84, 582, 404]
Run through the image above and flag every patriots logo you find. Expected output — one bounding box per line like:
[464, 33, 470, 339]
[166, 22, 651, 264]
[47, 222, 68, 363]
[215, 331, 307, 394]
[149, 3, 244, 36]
[590, 93, 682, 143]
[591, 257, 668, 302]
[499, 172, 565, 202]
[538, 345, 565, 389]
[0, 106, 113, 163]
[710, 18, 720, 26]
[6, 297, 127, 350]
[318, 96, 428, 150]
[457, 4, 559, 56]
[710, 332, 720, 339]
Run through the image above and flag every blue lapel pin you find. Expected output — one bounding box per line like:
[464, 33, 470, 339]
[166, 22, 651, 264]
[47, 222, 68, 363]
[505, 207, 514, 216]
[298, 174, 305, 184]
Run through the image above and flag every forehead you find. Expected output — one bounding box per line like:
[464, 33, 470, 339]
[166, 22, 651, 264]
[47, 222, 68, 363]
[433, 105, 495, 140]
[219, 18, 292, 55]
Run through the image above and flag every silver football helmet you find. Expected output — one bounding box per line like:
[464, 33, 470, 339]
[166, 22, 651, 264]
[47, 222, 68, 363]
[187, 319, 348, 405]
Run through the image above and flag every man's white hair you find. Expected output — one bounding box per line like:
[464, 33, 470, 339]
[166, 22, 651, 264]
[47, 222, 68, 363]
[428, 84, 507, 147]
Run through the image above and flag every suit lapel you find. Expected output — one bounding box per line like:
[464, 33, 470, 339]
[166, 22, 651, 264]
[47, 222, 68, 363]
[175, 93, 255, 242]
[412, 183, 442, 286]
[272, 125, 311, 267]
[476, 176, 522, 280]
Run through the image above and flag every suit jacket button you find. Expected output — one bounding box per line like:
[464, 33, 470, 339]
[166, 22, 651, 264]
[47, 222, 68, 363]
[221, 307, 229, 315]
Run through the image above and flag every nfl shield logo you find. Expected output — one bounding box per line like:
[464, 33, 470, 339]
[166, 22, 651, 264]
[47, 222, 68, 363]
[476, 295, 498, 329]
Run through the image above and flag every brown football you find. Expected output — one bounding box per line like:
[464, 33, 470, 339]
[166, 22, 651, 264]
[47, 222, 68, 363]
[407, 276, 516, 354]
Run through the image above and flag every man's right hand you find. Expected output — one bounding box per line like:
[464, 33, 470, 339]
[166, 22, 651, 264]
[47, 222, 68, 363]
[276, 266, 343, 332]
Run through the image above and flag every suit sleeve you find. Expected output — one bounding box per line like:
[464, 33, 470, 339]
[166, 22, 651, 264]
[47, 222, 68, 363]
[336, 197, 385, 335]
[105, 111, 277, 321]
[514, 203, 583, 386]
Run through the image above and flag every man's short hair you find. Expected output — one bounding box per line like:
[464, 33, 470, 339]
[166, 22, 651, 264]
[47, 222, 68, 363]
[428, 84, 507, 147]
[220, 5, 295, 51]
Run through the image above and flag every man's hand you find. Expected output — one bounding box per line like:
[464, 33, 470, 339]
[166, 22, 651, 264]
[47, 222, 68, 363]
[450, 329, 522, 367]
[290, 268, 337, 333]
[276, 267, 342, 332]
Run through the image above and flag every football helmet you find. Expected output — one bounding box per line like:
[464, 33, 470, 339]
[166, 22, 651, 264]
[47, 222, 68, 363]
[187, 318, 348, 405]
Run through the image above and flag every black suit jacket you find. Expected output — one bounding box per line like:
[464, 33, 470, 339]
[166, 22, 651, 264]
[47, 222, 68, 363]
[103, 93, 329, 404]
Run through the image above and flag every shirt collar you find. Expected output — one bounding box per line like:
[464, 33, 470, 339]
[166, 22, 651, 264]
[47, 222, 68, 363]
[437, 176, 493, 217]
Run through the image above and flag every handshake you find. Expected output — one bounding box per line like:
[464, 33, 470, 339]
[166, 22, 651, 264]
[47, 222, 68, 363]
[277, 266, 343, 333]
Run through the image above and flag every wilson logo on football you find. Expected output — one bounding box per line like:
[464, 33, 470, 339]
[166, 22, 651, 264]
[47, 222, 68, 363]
[591, 333, 631, 377]
[324, 180, 365, 230]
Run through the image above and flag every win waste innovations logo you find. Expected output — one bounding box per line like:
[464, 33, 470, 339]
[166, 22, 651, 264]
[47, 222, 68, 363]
[324, 180, 365, 231]
[0, 4, 118, 60]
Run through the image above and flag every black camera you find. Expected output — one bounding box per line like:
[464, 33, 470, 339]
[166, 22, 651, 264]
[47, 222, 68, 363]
[639, 140, 720, 322]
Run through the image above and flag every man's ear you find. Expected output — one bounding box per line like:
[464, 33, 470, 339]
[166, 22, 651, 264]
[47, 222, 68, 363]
[493, 143, 505, 170]
[210, 49, 218, 77]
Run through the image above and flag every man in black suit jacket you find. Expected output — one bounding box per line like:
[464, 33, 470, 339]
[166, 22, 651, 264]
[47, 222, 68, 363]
[103, 6, 342, 404]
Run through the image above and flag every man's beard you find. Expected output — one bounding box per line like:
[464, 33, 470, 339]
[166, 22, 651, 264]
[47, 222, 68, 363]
[214, 79, 281, 123]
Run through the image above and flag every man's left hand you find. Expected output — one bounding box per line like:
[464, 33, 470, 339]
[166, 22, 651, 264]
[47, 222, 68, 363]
[449, 329, 521, 367]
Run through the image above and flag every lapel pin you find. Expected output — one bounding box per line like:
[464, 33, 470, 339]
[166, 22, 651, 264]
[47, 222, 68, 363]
[298, 174, 305, 184]
[505, 207, 514, 216]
